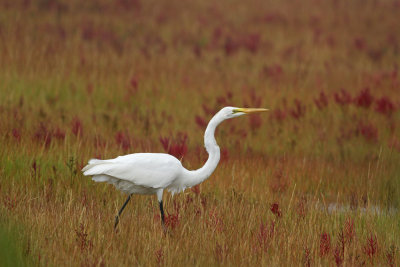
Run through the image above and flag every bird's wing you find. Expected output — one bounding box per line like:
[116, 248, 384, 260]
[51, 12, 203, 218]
[82, 153, 182, 188]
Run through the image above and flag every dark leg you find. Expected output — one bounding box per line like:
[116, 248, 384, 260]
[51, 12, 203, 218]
[114, 194, 132, 230]
[159, 200, 165, 225]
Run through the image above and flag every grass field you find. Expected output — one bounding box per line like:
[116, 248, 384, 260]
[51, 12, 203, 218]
[0, 0, 399, 266]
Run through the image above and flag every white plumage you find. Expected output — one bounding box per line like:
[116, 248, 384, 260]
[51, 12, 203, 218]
[82, 106, 268, 228]
[83, 153, 183, 195]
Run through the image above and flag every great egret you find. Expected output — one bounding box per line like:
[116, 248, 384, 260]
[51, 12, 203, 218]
[82, 107, 268, 229]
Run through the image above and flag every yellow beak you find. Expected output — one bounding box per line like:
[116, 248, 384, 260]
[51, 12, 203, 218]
[233, 108, 269, 114]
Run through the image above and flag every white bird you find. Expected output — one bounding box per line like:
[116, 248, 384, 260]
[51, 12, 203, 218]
[82, 107, 268, 229]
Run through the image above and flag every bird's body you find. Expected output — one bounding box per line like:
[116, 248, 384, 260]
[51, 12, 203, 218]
[83, 153, 185, 195]
[82, 107, 268, 229]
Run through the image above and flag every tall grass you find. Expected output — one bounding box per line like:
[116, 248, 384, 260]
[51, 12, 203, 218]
[0, 0, 399, 265]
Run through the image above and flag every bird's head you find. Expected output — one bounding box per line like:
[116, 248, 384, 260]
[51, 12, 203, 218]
[219, 106, 269, 119]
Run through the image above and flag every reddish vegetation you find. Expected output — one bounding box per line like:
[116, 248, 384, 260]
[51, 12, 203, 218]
[290, 99, 306, 119]
[270, 108, 287, 122]
[356, 122, 378, 143]
[74, 223, 93, 252]
[363, 234, 378, 260]
[249, 115, 262, 131]
[165, 213, 180, 229]
[195, 115, 207, 128]
[344, 218, 355, 243]
[34, 123, 65, 147]
[11, 128, 21, 142]
[303, 247, 312, 267]
[296, 197, 307, 219]
[256, 220, 275, 252]
[314, 91, 329, 110]
[115, 131, 132, 151]
[334, 230, 346, 266]
[261, 64, 284, 80]
[386, 245, 396, 267]
[354, 37, 367, 51]
[375, 97, 395, 117]
[270, 203, 282, 218]
[71, 117, 83, 137]
[34, 123, 53, 147]
[160, 133, 188, 160]
[319, 232, 331, 257]
[355, 88, 374, 108]
[334, 89, 353, 106]
[191, 185, 200, 195]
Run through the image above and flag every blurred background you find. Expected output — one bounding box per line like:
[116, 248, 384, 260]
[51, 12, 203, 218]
[0, 0, 399, 265]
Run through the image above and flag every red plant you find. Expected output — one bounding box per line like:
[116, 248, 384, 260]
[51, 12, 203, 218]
[200, 195, 207, 209]
[270, 108, 287, 122]
[334, 89, 352, 106]
[130, 76, 138, 90]
[193, 44, 202, 58]
[241, 33, 260, 54]
[115, 131, 132, 151]
[290, 99, 306, 119]
[71, 116, 83, 137]
[249, 115, 262, 131]
[165, 213, 180, 229]
[34, 123, 52, 147]
[191, 185, 200, 195]
[363, 234, 378, 260]
[216, 96, 228, 106]
[202, 104, 216, 116]
[319, 232, 331, 257]
[261, 64, 283, 79]
[74, 223, 93, 252]
[221, 148, 229, 162]
[354, 87, 374, 108]
[224, 36, 240, 56]
[375, 96, 395, 117]
[354, 37, 367, 51]
[333, 245, 344, 266]
[296, 197, 307, 219]
[270, 203, 282, 218]
[303, 247, 312, 267]
[32, 160, 39, 177]
[344, 218, 355, 243]
[314, 91, 329, 110]
[155, 248, 163, 266]
[53, 127, 65, 140]
[159, 133, 188, 160]
[195, 115, 207, 128]
[257, 220, 275, 252]
[386, 245, 396, 267]
[3, 194, 18, 211]
[357, 122, 378, 143]
[11, 128, 21, 142]
[334, 230, 345, 266]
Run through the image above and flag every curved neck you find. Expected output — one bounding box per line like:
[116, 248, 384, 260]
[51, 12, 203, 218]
[183, 115, 223, 187]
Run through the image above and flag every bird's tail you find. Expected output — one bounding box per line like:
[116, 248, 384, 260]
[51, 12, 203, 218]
[82, 159, 118, 184]
[81, 158, 109, 172]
